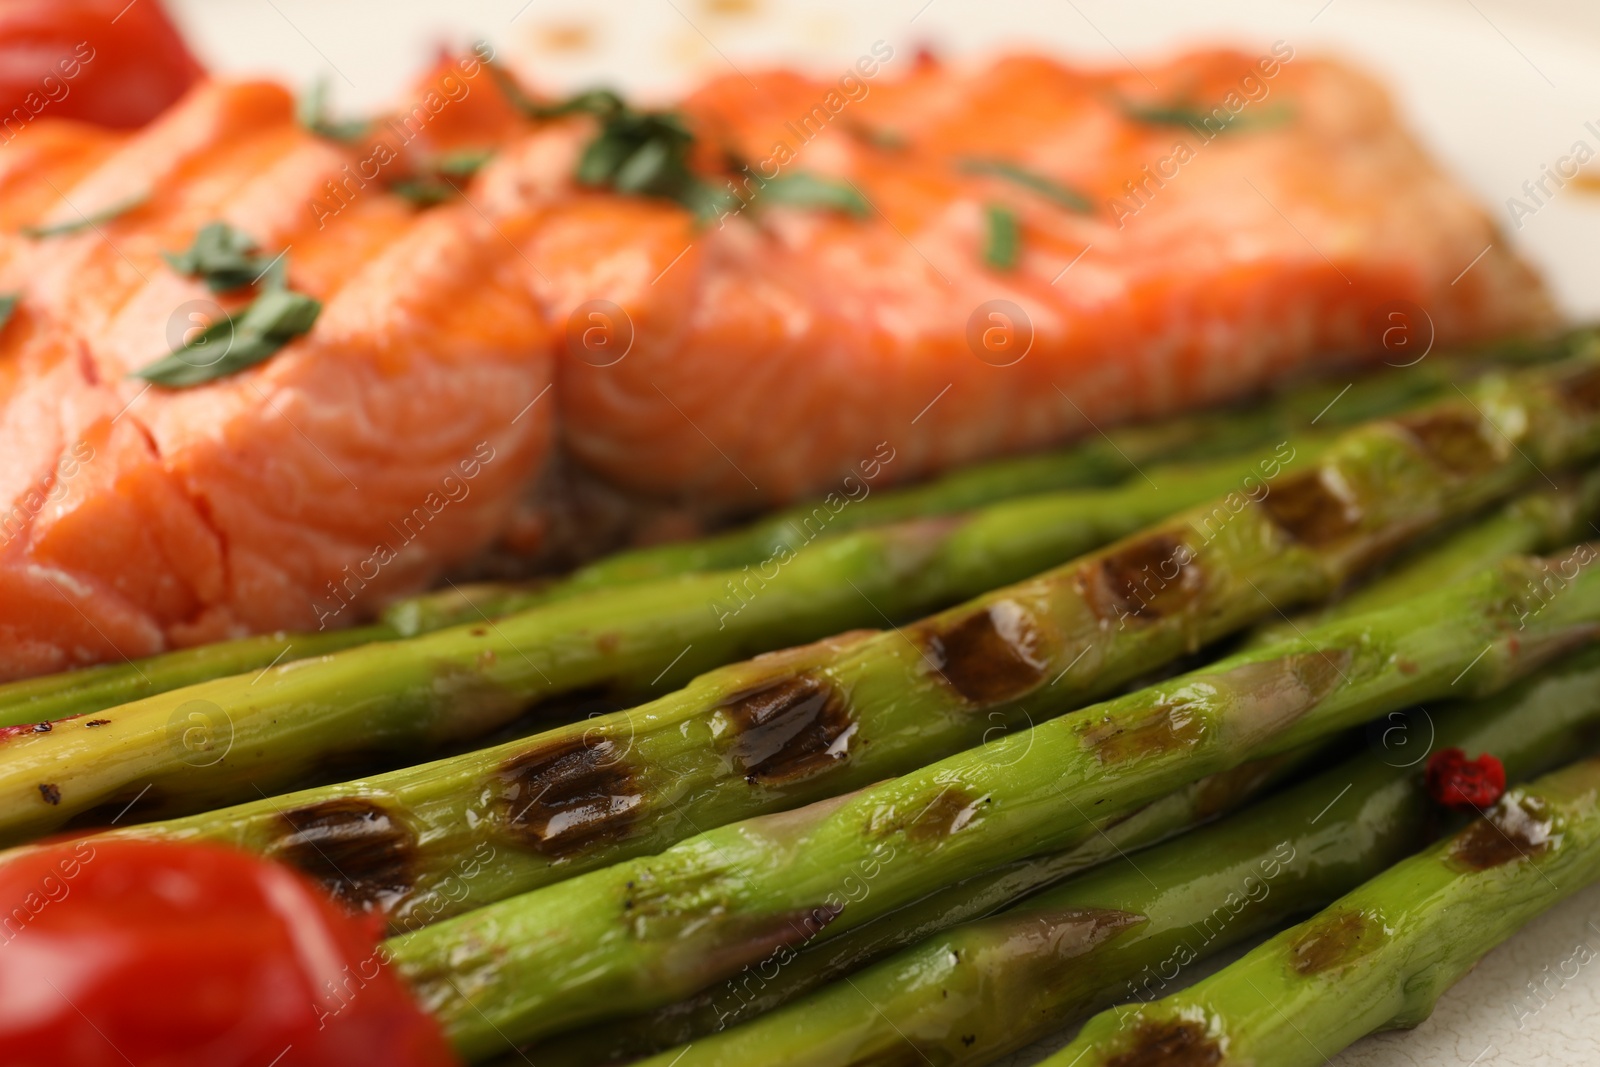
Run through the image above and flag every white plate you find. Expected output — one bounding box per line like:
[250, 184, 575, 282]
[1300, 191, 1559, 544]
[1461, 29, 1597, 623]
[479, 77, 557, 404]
[168, 2, 1600, 1063]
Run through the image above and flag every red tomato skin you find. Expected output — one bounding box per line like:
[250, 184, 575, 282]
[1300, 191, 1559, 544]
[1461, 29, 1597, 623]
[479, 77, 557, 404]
[0, 0, 203, 130]
[0, 839, 460, 1067]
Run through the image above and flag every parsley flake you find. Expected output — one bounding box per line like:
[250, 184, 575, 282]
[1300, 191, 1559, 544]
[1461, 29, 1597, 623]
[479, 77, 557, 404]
[297, 78, 370, 143]
[21, 193, 148, 238]
[958, 159, 1092, 214]
[760, 173, 870, 216]
[982, 203, 1021, 271]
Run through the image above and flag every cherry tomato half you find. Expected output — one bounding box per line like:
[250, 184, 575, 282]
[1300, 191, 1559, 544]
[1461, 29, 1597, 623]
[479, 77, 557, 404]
[0, 0, 203, 130]
[0, 838, 459, 1067]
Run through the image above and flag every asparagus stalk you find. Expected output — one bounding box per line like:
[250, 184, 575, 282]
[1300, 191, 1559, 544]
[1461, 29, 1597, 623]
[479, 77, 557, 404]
[0, 625, 397, 730]
[1249, 467, 1600, 645]
[0, 443, 1314, 841]
[614, 645, 1600, 1067]
[1044, 752, 1600, 1067]
[46, 356, 1600, 911]
[389, 549, 1600, 1058]
[519, 477, 1600, 1064]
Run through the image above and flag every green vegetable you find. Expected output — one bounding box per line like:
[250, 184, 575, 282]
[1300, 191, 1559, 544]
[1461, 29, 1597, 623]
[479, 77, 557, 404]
[0, 626, 395, 731]
[1046, 751, 1600, 1067]
[389, 179, 457, 206]
[22, 355, 1600, 891]
[0, 293, 16, 333]
[759, 172, 869, 216]
[390, 548, 1600, 1057]
[434, 148, 494, 176]
[31, 439, 1327, 852]
[162, 221, 279, 293]
[20, 192, 147, 238]
[489, 68, 729, 219]
[1250, 469, 1600, 646]
[297, 77, 370, 143]
[958, 158, 1094, 213]
[983, 202, 1020, 269]
[131, 286, 322, 387]
[616, 646, 1600, 1067]
[387, 149, 496, 207]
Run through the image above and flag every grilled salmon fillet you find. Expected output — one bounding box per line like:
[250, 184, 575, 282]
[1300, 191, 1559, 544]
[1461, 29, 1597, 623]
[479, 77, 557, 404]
[0, 47, 1552, 680]
[477, 46, 1549, 506]
[0, 80, 554, 679]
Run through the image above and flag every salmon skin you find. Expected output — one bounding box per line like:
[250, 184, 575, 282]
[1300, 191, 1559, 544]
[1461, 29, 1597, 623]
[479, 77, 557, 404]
[0, 46, 1552, 681]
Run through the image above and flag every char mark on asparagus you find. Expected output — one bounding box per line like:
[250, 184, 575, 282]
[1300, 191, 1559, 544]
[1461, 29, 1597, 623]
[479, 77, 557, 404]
[1078, 533, 1206, 623]
[1288, 908, 1387, 975]
[917, 600, 1048, 705]
[268, 798, 416, 910]
[1395, 410, 1502, 476]
[1449, 792, 1558, 870]
[1259, 470, 1362, 548]
[1107, 1019, 1224, 1067]
[496, 736, 643, 857]
[716, 675, 855, 785]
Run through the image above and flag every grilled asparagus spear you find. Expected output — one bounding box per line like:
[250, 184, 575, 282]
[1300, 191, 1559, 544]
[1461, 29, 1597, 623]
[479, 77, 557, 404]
[1249, 467, 1600, 645]
[1044, 753, 1600, 1067]
[389, 549, 1600, 1058]
[617, 645, 1600, 1067]
[0, 443, 1311, 840]
[35, 357, 1600, 912]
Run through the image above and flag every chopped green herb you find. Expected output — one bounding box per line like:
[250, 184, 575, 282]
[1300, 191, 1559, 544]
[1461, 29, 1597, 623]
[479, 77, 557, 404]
[982, 202, 1020, 270]
[760, 172, 870, 216]
[434, 148, 495, 177]
[140, 224, 317, 386]
[162, 222, 277, 293]
[489, 67, 729, 222]
[1121, 100, 1293, 133]
[21, 193, 148, 238]
[385, 151, 494, 207]
[0, 293, 16, 334]
[131, 288, 322, 388]
[487, 62, 626, 122]
[958, 159, 1093, 214]
[389, 178, 457, 207]
[297, 78, 370, 143]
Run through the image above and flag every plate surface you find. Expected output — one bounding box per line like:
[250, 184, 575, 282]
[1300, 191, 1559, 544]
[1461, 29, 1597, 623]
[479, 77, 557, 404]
[167, 2, 1600, 1063]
